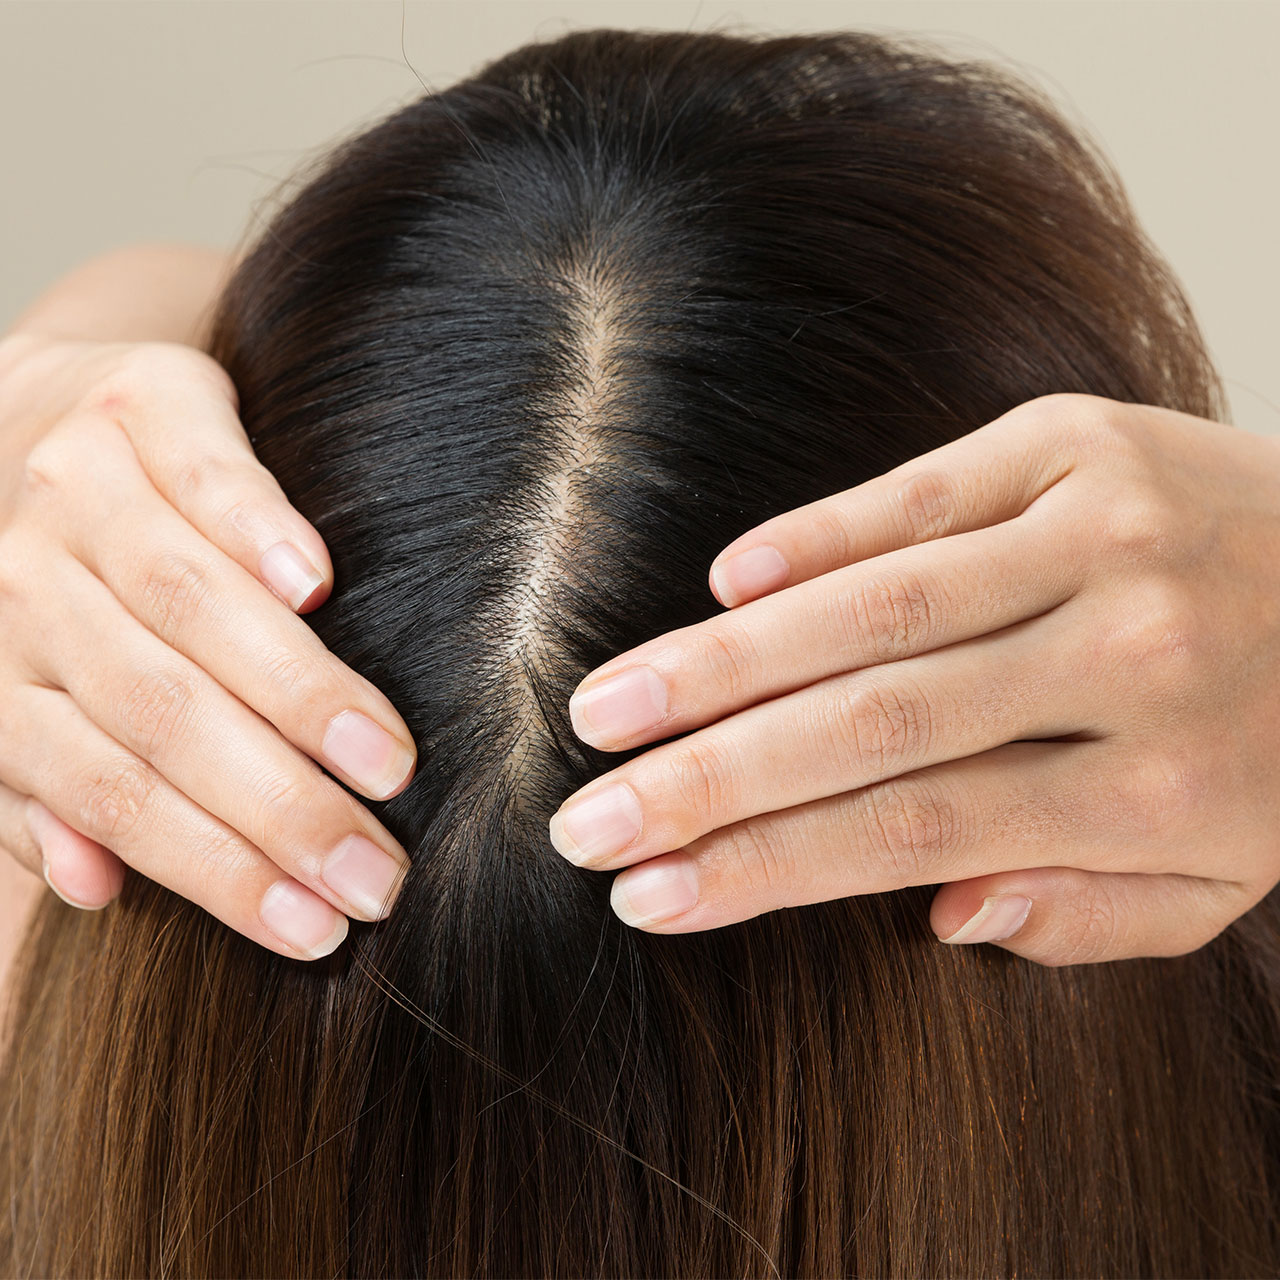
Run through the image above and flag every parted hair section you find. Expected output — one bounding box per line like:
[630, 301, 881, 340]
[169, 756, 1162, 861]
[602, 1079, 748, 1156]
[4, 26, 1279, 1279]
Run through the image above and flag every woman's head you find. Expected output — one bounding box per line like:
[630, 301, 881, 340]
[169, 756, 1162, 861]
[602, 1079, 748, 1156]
[4, 26, 1276, 1278]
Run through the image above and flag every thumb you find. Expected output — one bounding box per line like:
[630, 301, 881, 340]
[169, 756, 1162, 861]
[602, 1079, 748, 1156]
[26, 798, 126, 910]
[929, 865, 1249, 966]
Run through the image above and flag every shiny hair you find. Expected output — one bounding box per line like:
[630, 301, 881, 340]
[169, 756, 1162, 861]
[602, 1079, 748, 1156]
[4, 26, 1278, 1278]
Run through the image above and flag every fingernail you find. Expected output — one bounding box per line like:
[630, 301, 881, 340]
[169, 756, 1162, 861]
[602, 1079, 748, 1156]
[322, 710, 415, 800]
[710, 545, 789, 607]
[570, 666, 668, 745]
[611, 857, 699, 927]
[939, 894, 1033, 945]
[549, 783, 643, 865]
[27, 799, 112, 910]
[42, 859, 112, 911]
[322, 833, 407, 920]
[260, 880, 349, 959]
[260, 541, 325, 611]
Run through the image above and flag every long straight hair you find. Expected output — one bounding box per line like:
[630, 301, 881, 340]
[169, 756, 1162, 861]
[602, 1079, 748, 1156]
[4, 27, 1279, 1278]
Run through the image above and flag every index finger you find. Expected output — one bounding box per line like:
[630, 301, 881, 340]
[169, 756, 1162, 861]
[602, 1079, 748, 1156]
[706, 391, 1103, 608]
[56, 414, 416, 802]
[80, 340, 335, 613]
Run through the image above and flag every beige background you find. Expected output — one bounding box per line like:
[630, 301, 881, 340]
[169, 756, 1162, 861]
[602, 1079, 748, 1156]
[2, 0, 1275, 435]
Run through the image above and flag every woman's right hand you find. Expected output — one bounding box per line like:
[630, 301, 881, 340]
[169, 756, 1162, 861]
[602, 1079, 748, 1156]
[0, 332, 417, 959]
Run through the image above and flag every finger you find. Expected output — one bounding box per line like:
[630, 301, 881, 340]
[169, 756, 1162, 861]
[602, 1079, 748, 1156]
[706, 391, 1107, 607]
[552, 610, 1090, 870]
[570, 482, 1085, 751]
[1, 775, 124, 910]
[45, 414, 416, 802]
[928, 865, 1254, 966]
[77, 342, 333, 611]
[600, 738, 1226, 933]
[2, 683, 350, 961]
[34, 557, 409, 923]
[25, 797, 126, 910]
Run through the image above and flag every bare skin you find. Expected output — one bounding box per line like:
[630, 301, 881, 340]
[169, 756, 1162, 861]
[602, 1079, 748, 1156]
[1, 246, 416, 962]
[5, 245, 1279, 973]
[550, 394, 1280, 964]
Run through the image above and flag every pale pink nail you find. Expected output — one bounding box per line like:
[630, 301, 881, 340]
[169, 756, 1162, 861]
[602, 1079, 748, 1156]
[27, 799, 114, 910]
[569, 666, 668, 745]
[260, 541, 325, 611]
[259, 880, 349, 958]
[710, 545, 789, 607]
[611, 858, 699, 927]
[42, 861, 113, 911]
[322, 710, 415, 800]
[549, 783, 643, 865]
[322, 833, 407, 919]
[939, 894, 1033, 945]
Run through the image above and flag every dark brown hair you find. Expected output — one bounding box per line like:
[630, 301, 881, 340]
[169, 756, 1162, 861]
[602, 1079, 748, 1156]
[4, 27, 1278, 1278]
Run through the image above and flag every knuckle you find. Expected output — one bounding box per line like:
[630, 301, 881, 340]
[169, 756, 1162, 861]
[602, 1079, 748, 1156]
[172, 450, 229, 508]
[846, 567, 936, 663]
[694, 622, 757, 704]
[1126, 583, 1192, 680]
[20, 417, 128, 511]
[862, 777, 958, 883]
[213, 494, 258, 544]
[120, 668, 197, 757]
[1038, 393, 1135, 455]
[807, 503, 859, 566]
[667, 742, 733, 823]
[894, 469, 955, 544]
[79, 345, 163, 416]
[1117, 748, 1208, 840]
[259, 646, 324, 708]
[1024, 390, 1107, 428]
[189, 822, 251, 882]
[842, 678, 932, 776]
[1112, 581, 1201, 689]
[104, 342, 234, 404]
[139, 550, 215, 637]
[80, 344, 239, 428]
[1099, 493, 1179, 564]
[177, 345, 238, 402]
[19, 423, 83, 502]
[249, 772, 316, 850]
[719, 817, 795, 896]
[1055, 884, 1120, 965]
[76, 757, 157, 842]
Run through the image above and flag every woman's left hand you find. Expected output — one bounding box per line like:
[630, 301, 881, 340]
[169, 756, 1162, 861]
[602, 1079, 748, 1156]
[548, 393, 1280, 966]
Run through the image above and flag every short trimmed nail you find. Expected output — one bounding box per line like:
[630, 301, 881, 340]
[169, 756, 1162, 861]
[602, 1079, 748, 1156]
[27, 800, 111, 910]
[549, 783, 643, 865]
[42, 860, 111, 911]
[570, 666, 668, 744]
[939, 894, 1033, 945]
[260, 541, 325, 611]
[710, 545, 789, 607]
[611, 857, 699, 927]
[322, 710, 415, 800]
[322, 833, 407, 919]
[260, 880, 349, 959]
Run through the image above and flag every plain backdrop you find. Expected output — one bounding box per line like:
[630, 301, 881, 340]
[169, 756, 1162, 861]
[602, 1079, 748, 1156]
[1, 0, 1276, 435]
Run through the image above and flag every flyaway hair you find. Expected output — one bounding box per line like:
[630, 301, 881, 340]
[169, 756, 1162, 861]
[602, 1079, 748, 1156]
[3, 27, 1279, 1278]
